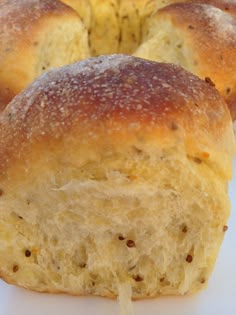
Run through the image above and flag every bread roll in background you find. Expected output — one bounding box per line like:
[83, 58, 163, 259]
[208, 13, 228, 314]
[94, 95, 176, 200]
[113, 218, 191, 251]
[0, 0, 90, 111]
[60, 0, 155, 55]
[117, 0, 159, 54]
[135, 2, 236, 124]
[0, 55, 234, 300]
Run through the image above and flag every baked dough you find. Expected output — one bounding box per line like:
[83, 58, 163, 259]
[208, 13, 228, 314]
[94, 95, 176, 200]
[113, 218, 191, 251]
[0, 0, 89, 111]
[134, 2, 236, 122]
[0, 55, 234, 298]
[0, 0, 236, 122]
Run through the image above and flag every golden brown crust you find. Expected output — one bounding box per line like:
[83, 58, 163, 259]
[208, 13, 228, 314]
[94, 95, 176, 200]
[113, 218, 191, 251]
[186, 0, 236, 16]
[1, 0, 236, 121]
[0, 55, 233, 179]
[0, 0, 74, 36]
[155, 2, 236, 122]
[166, 0, 236, 17]
[0, 86, 15, 112]
[0, 0, 83, 110]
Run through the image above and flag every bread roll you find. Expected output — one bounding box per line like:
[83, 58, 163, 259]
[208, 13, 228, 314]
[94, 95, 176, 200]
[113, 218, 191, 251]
[0, 0, 90, 111]
[134, 2, 236, 123]
[1, 0, 236, 123]
[0, 55, 234, 299]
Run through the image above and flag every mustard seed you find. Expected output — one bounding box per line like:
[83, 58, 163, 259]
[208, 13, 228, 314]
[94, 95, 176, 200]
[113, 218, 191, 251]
[133, 275, 143, 282]
[126, 240, 136, 248]
[25, 250, 31, 257]
[223, 225, 228, 232]
[118, 235, 125, 241]
[186, 255, 193, 263]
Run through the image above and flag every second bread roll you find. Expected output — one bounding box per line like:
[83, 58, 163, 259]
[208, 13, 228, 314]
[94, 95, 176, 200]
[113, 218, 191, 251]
[135, 2, 236, 123]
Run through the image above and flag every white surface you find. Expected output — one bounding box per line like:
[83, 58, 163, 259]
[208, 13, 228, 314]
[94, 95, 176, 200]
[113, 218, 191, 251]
[0, 161, 235, 315]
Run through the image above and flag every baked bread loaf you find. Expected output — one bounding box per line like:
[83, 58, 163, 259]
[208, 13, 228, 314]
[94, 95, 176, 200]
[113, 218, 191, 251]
[0, 55, 234, 300]
[134, 2, 236, 123]
[0, 0, 236, 124]
[0, 0, 90, 111]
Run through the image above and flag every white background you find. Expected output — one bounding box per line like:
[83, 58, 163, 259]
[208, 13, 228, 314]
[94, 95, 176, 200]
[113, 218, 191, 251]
[0, 161, 235, 315]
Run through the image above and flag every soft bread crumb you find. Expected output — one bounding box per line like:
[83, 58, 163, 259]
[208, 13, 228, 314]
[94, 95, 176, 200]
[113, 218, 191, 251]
[118, 282, 134, 315]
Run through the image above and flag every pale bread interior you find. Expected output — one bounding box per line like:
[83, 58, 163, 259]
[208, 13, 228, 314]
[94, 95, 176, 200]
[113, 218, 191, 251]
[35, 17, 90, 77]
[0, 143, 229, 298]
[134, 18, 195, 72]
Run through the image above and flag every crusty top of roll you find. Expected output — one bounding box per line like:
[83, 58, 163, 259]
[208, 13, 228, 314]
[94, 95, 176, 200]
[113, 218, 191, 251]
[0, 55, 234, 179]
[155, 3, 236, 81]
[0, 0, 82, 110]
[0, 0, 75, 41]
[168, 0, 236, 17]
[190, 0, 236, 16]
[153, 2, 236, 121]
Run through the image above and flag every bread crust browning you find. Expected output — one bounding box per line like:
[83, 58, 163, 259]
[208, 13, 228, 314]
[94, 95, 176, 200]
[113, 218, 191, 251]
[167, 0, 236, 17]
[0, 0, 89, 110]
[153, 3, 236, 121]
[0, 0, 236, 121]
[0, 55, 234, 179]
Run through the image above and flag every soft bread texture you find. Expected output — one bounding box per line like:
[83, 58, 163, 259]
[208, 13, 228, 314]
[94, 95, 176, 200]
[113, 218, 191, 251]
[60, 0, 158, 55]
[0, 0, 89, 111]
[0, 0, 236, 123]
[0, 55, 235, 299]
[60, 0, 91, 28]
